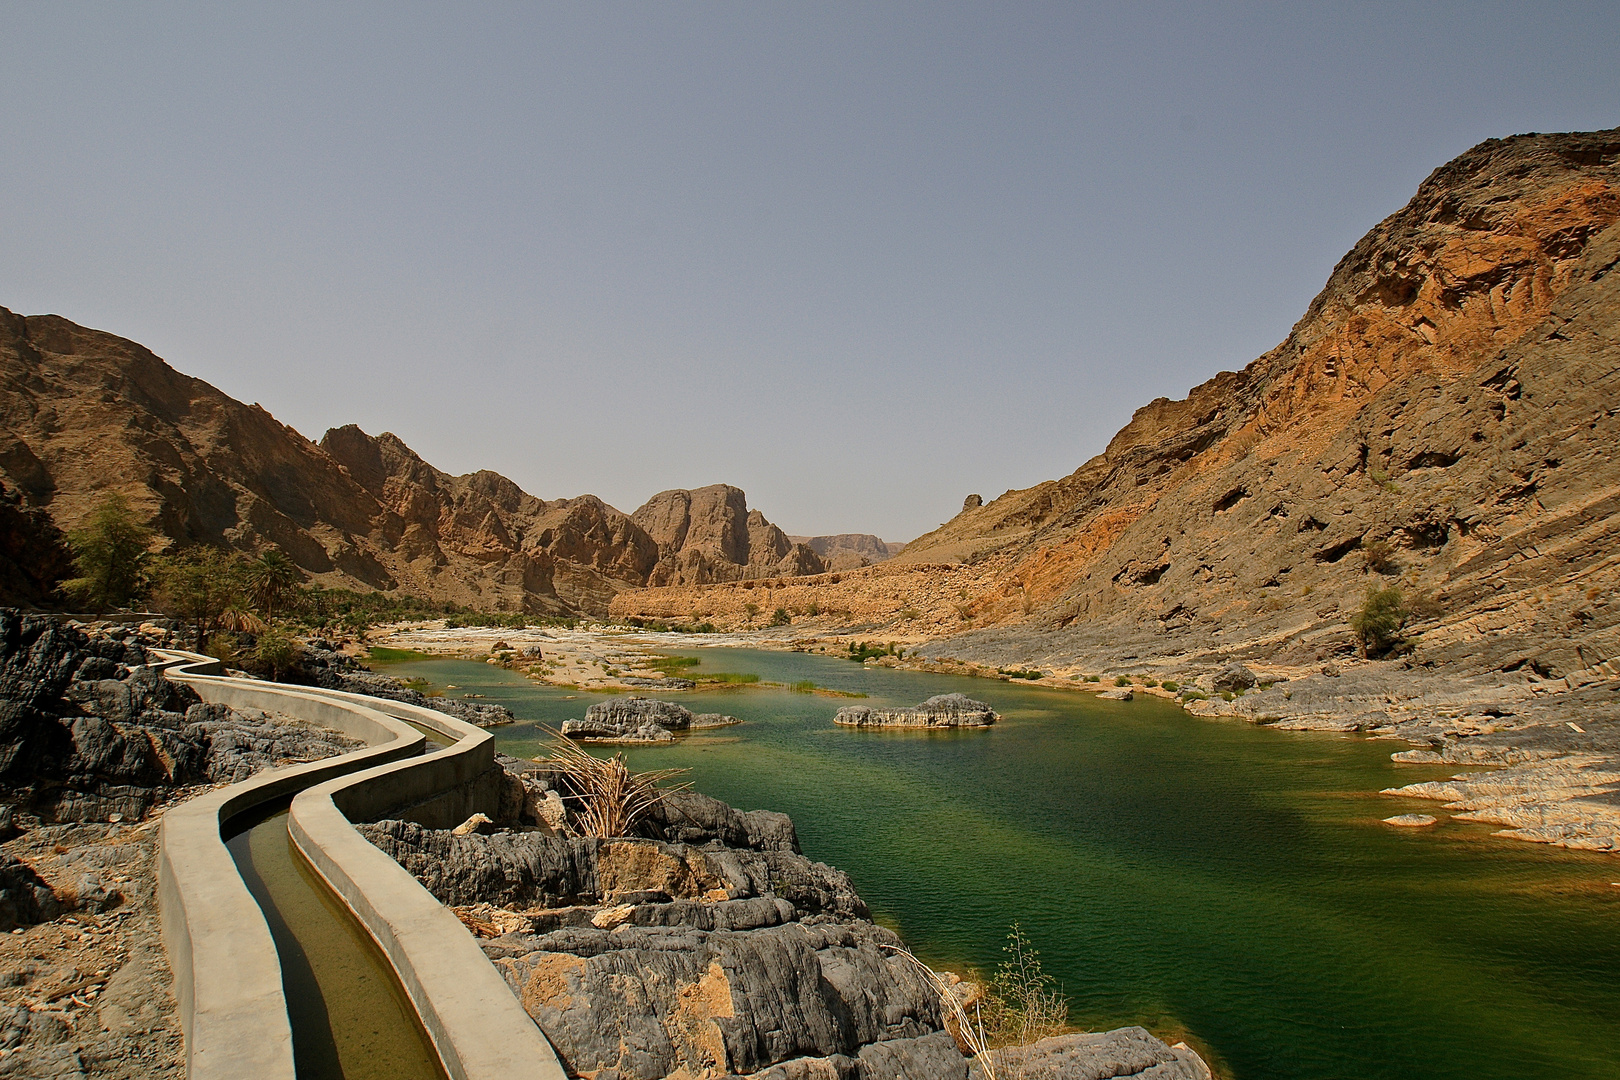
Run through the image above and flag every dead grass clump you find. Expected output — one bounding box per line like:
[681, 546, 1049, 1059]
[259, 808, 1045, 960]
[542, 732, 690, 838]
[884, 923, 1072, 1080]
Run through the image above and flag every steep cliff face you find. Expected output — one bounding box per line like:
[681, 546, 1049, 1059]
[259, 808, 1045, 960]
[631, 485, 825, 586]
[0, 313, 825, 616]
[890, 129, 1620, 678]
[615, 129, 1620, 681]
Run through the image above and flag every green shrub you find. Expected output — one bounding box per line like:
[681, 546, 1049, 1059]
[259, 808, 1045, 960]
[790, 680, 816, 693]
[1160, 681, 1178, 693]
[62, 493, 152, 612]
[769, 607, 791, 626]
[1351, 585, 1415, 657]
[1085, 675, 1100, 683]
[1221, 690, 1235, 701]
[1114, 676, 1132, 687]
[1180, 689, 1207, 701]
[1143, 678, 1159, 688]
[251, 625, 300, 682]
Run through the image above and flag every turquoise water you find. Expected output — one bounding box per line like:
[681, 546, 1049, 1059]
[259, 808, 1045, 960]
[387, 647, 1620, 1080]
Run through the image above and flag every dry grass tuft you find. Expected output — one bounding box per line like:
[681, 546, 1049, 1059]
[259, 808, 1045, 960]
[542, 731, 691, 838]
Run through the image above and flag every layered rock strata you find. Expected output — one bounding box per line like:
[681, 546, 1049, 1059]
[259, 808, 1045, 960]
[0, 610, 361, 824]
[560, 696, 740, 743]
[833, 693, 997, 729]
[362, 765, 1208, 1079]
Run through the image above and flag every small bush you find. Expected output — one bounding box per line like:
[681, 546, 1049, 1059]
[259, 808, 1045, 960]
[1114, 676, 1132, 687]
[790, 680, 816, 693]
[744, 602, 760, 619]
[252, 625, 300, 682]
[806, 602, 822, 617]
[1160, 681, 1179, 693]
[898, 607, 922, 620]
[1351, 585, 1413, 657]
[1362, 538, 1400, 575]
[1142, 678, 1159, 688]
[1221, 690, 1235, 701]
[769, 607, 791, 626]
[1180, 689, 1207, 701]
[1085, 675, 1100, 683]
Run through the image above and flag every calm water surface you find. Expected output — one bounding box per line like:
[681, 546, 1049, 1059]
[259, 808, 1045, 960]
[387, 647, 1620, 1080]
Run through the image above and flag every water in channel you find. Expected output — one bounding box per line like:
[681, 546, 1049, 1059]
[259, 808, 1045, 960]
[385, 645, 1620, 1080]
[226, 804, 446, 1080]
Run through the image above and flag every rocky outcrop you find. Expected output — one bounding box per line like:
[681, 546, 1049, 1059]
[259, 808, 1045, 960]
[634, 486, 827, 586]
[299, 642, 518, 728]
[358, 768, 965, 1080]
[561, 696, 739, 743]
[362, 758, 1212, 1080]
[833, 694, 997, 729]
[0, 610, 361, 822]
[0, 481, 72, 609]
[967, 1028, 1212, 1080]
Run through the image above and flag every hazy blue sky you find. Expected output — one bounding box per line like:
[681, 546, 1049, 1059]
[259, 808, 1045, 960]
[3, 4, 1617, 540]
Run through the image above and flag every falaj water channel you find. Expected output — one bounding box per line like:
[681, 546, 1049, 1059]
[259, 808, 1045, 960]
[220, 716, 460, 1080]
[382, 644, 1620, 1080]
[226, 805, 445, 1080]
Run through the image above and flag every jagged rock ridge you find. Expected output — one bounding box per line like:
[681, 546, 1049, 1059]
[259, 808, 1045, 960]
[0, 313, 835, 615]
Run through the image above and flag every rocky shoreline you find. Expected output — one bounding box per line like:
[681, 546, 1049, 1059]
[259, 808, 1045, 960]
[360, 755, 1212, 1080]
[368, 620, 1620, 856]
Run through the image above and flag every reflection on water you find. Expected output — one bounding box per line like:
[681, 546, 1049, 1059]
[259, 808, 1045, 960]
[388, 646, 1620, 1080]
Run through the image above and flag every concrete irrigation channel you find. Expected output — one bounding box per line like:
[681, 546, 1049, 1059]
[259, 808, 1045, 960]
[150, 650, 565, 1080]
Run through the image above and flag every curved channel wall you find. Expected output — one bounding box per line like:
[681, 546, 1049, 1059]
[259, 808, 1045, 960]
[153, 651, 564, 1080]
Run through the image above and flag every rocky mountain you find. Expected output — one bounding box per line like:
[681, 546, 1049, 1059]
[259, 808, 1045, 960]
[616, 129, 1620, 684]
[0, 310, 824, 615]
[788, 533, 905, 570]
[631, 485, 825, 586]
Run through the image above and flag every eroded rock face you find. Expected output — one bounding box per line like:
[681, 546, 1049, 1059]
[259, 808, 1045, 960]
[486, 921, 940, 1080]
[833, 694, 997, 729]
[0, 610, 361, 823]
[0, 309, 836, 618]
[560, 696, 740, 743]
[634, 485, 827, 587]
[966, 1027, 1213, 1080]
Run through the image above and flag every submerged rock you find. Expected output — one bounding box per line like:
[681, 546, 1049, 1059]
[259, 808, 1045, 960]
[833, 693, 997, 729]
[1383, 814, 1439, 827]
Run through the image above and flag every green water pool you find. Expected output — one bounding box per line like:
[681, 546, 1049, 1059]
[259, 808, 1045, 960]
[385, 646, 1620, 1080]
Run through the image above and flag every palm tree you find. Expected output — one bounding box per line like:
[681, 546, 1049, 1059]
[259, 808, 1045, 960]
[246, 550, 303, 621]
